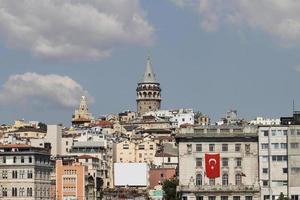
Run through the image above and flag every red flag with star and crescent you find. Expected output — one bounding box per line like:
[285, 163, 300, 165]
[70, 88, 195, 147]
[205, 153, 220, 178]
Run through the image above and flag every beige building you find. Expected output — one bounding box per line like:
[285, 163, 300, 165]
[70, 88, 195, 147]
[0, 144, 52, 200]
[114, 138, 157, 165]
[176, 126, 260, 200]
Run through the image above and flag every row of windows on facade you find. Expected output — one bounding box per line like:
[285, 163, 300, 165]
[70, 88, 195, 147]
[264, 195, 299, 200]
[187, 143, 250, 153]
[1, 187, 33, 197]
[123, 144, 155, 150]
[1, 169, 49, 179]
[1, 156, 49, 164]
[183, 195, 253, 200]
[63, 186, 76, 192]
[261, 155, 288, 162]
[262, 129, 300, 136]
[194, 173, 243, 186]
[261, 143, 299, 149]
[63, 177, 76, 183]
[261, 180, 287, 187]
[64, 169, 77, 175]
[195, 157, 242, 168]
[262, 167, 288, 174]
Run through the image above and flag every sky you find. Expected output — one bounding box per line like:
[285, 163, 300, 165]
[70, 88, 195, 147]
[1, 0, 300, 125]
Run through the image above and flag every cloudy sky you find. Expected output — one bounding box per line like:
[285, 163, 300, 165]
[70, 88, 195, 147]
[1, 0, 300, 125]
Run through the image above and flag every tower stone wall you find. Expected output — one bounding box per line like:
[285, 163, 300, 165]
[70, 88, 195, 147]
[136, 56, 161, 116]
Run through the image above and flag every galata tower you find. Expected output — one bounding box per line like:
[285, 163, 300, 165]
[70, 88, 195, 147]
[136, 55, 162, 116]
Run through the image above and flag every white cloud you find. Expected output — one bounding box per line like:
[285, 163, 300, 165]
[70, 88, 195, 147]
[0, 72, 93, 108]
[0, 0, 154, 60]
[170, 0, 300, 46]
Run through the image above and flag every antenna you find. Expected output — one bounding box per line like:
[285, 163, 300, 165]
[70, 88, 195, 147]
[293, 99, 295, 114]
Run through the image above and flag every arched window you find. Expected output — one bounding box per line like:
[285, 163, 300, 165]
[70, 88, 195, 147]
[222, 173, 228, 185]
[196, 173, 202, 186]
[209, 178, 215, 186]
[148, 92, 152, 98]
[235, 174, 242, 185]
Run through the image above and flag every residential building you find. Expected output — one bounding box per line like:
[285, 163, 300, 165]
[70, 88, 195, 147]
[0, 144, 52, 200]
[176, 126, 260, 200]
[258, 125, 289, 200]
[56, 159, 88, 200]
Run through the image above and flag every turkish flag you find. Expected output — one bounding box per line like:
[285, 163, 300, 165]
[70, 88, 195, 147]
[205, 153, 220, 178]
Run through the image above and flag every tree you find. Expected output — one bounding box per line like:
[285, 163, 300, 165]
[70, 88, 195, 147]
[162, 177, 179, 200]
[277, 192, 289, 200]
[38, 122, 47, 131]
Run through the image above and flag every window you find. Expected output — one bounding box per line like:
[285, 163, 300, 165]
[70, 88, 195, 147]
[263, 180, 269, 186]
[264, 195, 270, 200]
[187, 144, 192, 153]
[12, 170, 18, 179]
[272, 130, 276, 136]
[183, 197, 187, 200]
[263, 131, 269, 136]
[272, 155, 287, 162]
[27, 188, 33, 197]
[222, 173, 228, 185]
[196, 174, 202, 186]
[291, 196, 299, 200]
[12, 187, 17, 197]
[196, 158, 202, 168]
[222, 158, 228, 167]
[261, 143, 269, 149]
[208, 196, 216, 200]
[222, 144, 228, 152]
[291, 143, 299, 149]
[283, 168, 288, 173]
[236, 158, 242, 167]
[20, 170, 25, 179]
[246, 196, 253, 200]
[2, 170, 7, 179]
[196, 144, 202, 152]
[233, 196, 240, 200]
[2, 188, 7, 197]
[235, 174, 242, 185]
[168, 157, 171, 162]
[245, 144, 251, 153]
[263, 168, 268, 174]
[29, 156, 32, 163]
[209, 144, 215, 152]
[123, 144, 129, 149]
[283, 130, 288, 135]
[271, 143, 279, 149]
[281, 143, 287, 149]
[13, 156, 17, 163]
[27, 170, 33, 179]
[150, 145, 154, 150]
[21, 156, 24, 163]
[221, 196, 228, 200]
[262, 156, 268, 162]
[235, 144, 241, 152]
[139, 153, 142, 158]
[19, 187, 25, 196]
[2, 156, 6, 164]
[209, 178, 215, 185]
[138, 145, 145, 150]
[197, 196, 204, 200]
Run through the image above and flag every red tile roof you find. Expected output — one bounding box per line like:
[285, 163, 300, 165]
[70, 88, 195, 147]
[77, 155, 98, 160]
[0, 144, 31, 148]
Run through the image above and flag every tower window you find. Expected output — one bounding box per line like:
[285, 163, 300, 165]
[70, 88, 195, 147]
[149, 106, 152, 109]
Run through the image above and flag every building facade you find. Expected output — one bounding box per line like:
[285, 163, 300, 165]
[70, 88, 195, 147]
[176, 126, 260, 200]
[0, 144, 52, 200]
[136, 56, 161, 116]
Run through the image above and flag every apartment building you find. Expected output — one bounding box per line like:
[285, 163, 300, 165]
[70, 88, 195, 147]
[0, 144, 52, 200]
[176, 126, 260, 200]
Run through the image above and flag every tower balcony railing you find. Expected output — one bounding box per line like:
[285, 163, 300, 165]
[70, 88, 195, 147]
[177, 184, 260, 193]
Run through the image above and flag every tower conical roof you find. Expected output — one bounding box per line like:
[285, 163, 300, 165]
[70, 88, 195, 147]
[142, 55, 156, 83]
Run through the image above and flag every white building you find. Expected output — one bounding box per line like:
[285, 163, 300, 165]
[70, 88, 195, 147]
[45, 125, 62, 156]
[144, 109, 194, 128]
[258, 124, 300, 200]
[176, 126, 260, 200]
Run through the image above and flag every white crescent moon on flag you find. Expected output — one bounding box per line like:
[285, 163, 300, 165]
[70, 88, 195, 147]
[209, 158, 216, 166]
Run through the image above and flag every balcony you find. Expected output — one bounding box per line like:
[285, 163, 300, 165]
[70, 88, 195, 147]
[177, 184, 260, 193]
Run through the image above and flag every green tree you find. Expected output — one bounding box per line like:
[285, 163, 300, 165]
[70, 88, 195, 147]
[162, 178, 179, 200]
[277, 192, 289, 200]
[38, 122, 47, 131]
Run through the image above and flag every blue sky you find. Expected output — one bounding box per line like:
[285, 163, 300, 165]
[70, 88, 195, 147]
[0, 0, 300, 125]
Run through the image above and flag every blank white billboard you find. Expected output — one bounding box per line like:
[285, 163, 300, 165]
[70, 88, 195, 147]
[114, 163, 148, 186]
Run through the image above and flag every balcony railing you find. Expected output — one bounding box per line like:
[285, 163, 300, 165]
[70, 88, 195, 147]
[177, 184, 260, 193]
